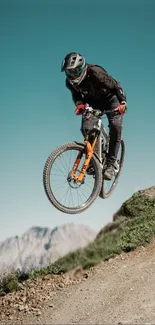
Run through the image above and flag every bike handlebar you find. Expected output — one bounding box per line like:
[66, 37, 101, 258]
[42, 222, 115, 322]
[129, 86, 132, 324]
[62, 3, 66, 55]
[91, 107, 119, 117]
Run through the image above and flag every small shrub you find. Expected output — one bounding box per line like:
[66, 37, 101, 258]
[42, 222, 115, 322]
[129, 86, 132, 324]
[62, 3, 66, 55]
[4, 279, 19, 293]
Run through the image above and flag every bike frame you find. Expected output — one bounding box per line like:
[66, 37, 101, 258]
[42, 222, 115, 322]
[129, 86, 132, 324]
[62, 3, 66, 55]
[69, 110, 112, 183]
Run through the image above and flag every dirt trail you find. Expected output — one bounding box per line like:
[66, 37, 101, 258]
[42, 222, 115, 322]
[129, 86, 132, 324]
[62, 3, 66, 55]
[1, 239, 155, 324]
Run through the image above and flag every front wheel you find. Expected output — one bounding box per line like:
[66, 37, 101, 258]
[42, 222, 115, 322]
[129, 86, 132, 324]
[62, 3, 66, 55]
[99, 139, 125, 199]
[43, 142, 103, 214]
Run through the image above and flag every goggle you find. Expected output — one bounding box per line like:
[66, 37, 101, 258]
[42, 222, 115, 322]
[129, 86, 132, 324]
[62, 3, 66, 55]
[66, 65, 84, 78]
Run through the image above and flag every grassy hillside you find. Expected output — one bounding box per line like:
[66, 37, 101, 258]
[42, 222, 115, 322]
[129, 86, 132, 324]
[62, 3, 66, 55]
[1, 187, 155, 295]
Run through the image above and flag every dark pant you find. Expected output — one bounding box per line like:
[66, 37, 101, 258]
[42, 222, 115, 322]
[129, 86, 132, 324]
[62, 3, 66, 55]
[80, 102, 123, 165]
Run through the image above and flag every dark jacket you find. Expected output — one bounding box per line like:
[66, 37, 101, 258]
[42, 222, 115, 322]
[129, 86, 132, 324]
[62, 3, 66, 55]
[65, 64, 127, 111]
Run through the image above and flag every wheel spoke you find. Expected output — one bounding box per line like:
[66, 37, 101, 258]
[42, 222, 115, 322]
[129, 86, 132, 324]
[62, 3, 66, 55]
[47, 147, 97, 210]
[43, 143, 103, 213]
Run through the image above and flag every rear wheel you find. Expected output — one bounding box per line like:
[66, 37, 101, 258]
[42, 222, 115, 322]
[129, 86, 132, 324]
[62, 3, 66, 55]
[43, 142, 103, 214]
[99, 139, 125, 199]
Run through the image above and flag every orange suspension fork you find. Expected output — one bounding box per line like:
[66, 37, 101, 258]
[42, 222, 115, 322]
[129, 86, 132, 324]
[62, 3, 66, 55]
[70, 136, 98, 183]
[69, 151, 83, 178]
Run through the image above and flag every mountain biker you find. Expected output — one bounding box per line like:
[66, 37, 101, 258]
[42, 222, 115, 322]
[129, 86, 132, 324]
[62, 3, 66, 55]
[61, 52, 127, 180]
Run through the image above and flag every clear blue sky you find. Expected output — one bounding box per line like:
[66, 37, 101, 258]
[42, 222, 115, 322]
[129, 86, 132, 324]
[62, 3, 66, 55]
[1, 0, 155, 242]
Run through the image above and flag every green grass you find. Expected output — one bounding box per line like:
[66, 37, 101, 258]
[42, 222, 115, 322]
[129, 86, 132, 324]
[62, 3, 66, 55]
[1, 192, 155, 295]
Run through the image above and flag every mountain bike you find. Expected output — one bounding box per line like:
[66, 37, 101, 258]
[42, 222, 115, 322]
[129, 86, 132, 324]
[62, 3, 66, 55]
[43, 107, 125, 214]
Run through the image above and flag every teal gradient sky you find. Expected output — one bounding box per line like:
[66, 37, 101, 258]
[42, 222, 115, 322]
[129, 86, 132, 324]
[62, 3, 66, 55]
[1, 0, 155, 241]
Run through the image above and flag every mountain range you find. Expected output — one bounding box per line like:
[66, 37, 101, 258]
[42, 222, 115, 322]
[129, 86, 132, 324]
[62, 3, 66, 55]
[0, 223, 97, 275]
